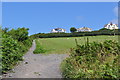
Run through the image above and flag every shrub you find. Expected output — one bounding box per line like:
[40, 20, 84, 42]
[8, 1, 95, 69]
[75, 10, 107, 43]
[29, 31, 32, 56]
[61, 39, 120, 78]
[7, 27, 29, 42]
[2, 34, 23, 73]
[1, 27, 33, 73]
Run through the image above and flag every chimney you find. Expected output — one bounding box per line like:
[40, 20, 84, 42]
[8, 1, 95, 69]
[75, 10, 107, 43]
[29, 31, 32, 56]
[110, 22, 113, 25]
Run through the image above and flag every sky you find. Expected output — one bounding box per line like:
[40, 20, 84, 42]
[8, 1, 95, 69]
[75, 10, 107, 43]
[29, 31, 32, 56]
[1, 0, 120, 2]
[2, 2, 118, 35]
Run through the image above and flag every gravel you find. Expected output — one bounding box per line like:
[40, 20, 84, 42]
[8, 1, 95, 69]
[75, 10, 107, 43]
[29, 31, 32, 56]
[3, 40, 68, 78]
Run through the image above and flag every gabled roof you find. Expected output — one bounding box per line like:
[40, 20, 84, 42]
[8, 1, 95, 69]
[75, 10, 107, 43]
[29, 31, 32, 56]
[52, 28, 66, 31]
[77, 27, 92, 31]
[104, 22, 118, 27]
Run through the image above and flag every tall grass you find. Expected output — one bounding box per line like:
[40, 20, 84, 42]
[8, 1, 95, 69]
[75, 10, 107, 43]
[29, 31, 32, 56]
[61, 38, 119, 78]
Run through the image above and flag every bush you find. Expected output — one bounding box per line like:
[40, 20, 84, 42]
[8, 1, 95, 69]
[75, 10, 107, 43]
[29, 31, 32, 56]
[2, 34, 23, 73]
[7, 27, 29, 42]
[1, 27, 33, 73]
[61, 39, 120, 78]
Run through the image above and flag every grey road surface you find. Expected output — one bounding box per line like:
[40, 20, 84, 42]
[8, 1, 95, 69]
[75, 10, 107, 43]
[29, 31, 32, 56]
[3, 40, 68, 78]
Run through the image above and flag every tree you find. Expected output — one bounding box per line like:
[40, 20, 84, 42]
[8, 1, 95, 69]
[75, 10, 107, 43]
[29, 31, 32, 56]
[70, 27, 77, 33]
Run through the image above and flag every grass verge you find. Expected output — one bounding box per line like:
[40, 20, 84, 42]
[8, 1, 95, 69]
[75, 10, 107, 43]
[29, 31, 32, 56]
[33, 40, 47, 54]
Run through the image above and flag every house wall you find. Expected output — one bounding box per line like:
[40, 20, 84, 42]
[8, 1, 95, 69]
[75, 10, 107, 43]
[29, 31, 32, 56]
[77, 28, 92, 32]
[51, 29, 66, 33]
[105, 24, 118, 30]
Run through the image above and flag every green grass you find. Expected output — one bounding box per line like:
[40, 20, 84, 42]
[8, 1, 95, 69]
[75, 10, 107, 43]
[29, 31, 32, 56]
[34, 35, 118, 54]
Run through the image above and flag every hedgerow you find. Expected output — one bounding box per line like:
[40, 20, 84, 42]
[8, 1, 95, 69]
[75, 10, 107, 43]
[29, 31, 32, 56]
[61, 39, 120, 78]
[30, 29, 120, 38]
[2, 34, 23, 73]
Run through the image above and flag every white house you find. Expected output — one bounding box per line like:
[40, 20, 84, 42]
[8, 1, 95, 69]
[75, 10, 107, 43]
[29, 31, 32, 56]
[104, 22, 118, 30]
[51, 28, 66, 33]
[77, 27, 92, 32]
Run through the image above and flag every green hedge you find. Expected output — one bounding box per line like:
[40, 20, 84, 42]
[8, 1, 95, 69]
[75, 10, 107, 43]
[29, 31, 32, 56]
[1, 28, 33, 73]
[2, 34, 22, 73]
[31, 29, 120, 38]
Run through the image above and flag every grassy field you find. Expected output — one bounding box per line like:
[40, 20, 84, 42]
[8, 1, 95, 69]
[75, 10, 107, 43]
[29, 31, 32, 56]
[34, 35, 118, 54]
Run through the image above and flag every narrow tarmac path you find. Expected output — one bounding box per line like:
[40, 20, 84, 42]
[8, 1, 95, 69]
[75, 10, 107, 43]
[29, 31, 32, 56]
[4, 40, 68, 78]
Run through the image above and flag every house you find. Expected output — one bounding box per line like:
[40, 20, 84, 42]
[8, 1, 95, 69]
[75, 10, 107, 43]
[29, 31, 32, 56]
[51, 28, 66, 33]
[104, 22, 118, 30]
[77, 27, 92, 32]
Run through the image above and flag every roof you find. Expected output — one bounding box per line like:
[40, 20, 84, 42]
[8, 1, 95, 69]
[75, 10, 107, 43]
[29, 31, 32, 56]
[104, 22, 118, 27]
[77, 27, 92, 30]
[52, 28, 66, 31]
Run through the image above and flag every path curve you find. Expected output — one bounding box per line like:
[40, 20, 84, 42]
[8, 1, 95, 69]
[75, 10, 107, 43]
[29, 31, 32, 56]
[3, 40, 68, 78]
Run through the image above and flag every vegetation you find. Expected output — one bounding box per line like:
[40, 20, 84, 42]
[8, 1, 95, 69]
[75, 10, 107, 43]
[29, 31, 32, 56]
[33, 36, 118, 54]
[61, 38, 119, 78]
[7, 28, 29, 42]
[1, 27, 33, 73]
[70, 27, 77, 33]
[30, 28, 120, 39]
[1, 26, 119, 78]
[33, 40, 47, 54]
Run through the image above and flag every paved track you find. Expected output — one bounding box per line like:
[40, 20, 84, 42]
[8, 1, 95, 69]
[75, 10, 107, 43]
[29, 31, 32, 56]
[3, 40, 68, 78]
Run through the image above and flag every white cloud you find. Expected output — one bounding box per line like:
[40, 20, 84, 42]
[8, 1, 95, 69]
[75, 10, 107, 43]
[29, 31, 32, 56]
[110, 6, 118, 24]
[113, 6, 118, 17]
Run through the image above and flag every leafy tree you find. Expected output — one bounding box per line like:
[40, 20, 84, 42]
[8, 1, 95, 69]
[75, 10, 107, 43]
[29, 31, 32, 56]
[70, 27, 77, 33]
